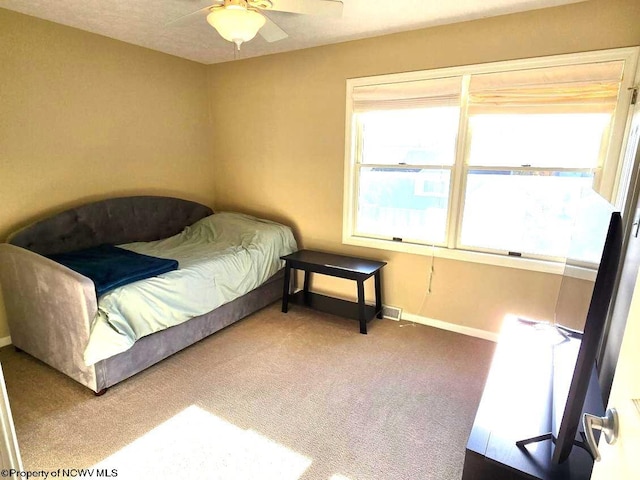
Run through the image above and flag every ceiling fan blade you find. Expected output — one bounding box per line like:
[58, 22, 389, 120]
[259, 16, 289, 43]
[165, 1, 222, 27]
[269, 0, 343, 17]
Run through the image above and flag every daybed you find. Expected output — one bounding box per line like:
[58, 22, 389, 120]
[0, 196, 297, 394]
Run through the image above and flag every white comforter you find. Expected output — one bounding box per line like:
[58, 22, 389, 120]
[83, 212, 297, 366]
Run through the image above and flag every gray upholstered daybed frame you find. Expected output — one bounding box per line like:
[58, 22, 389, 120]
[0, 196, 284, 395]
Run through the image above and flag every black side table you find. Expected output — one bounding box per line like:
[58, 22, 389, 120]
[280, 249, 387, 334]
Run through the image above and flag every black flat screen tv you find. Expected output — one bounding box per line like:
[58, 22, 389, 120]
[551, 210, 623, 463]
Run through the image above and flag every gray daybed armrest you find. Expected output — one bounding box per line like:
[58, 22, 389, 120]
[0, 244, 99, 391]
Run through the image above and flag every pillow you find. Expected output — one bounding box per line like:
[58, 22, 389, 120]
[47, 244, 178, 297]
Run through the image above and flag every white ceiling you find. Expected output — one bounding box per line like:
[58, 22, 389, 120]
[0, 0, 587, 64]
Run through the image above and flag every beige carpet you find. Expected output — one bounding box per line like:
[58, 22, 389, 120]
[0, 303, 494, 480]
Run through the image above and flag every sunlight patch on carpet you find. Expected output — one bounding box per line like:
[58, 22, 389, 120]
[92, 405, 312, 479]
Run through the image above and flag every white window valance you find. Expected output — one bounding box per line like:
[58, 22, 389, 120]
[468, 60, 625, 114]
[352, 76, 461, 112]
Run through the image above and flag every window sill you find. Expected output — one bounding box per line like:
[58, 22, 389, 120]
[343, 234, 597, 280]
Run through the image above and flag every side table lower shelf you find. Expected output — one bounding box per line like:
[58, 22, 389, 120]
[289, 291, 379, 326]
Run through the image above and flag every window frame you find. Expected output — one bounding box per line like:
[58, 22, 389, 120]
[343, 47, 640, 274]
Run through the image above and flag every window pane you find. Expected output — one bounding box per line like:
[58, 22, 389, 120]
[357, 167, 450, 244]
[564, 190, 616, 265]
[460, 170, 594, 257]
[360, 107, 460, 166]
[468, 113, 612, 168]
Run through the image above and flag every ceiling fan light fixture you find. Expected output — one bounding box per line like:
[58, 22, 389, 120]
[207, 6, 266, 49]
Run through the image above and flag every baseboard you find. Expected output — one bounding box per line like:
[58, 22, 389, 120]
[0, 336, 12, 348]
[402, 313, 499, 343]
[290, 288, 499, 342]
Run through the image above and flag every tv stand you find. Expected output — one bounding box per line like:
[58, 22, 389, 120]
[462, 318, 603, 480]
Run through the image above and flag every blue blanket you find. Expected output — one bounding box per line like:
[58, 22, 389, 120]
[47, 244, 178, 297]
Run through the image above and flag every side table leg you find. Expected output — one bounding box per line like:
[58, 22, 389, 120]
[375, 270, 383, 319]
[303, 270, 311, 304]
[303, 270, 310, 293]
[357, 279, 367, 334]
[281, 263, 291, 313]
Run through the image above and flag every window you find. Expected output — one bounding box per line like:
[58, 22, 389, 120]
[343, 48, 639, 269]
[356, 107, 458, 245]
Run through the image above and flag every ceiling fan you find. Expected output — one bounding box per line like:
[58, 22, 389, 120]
[170, 0, 344, 50]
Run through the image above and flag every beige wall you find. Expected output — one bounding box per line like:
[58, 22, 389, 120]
[0, 9, 214, 337]
[556, 276, 595, 332]
[207, 0, 640, 334]
[1, 0, 638, 340]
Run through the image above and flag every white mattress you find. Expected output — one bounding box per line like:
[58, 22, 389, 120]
[83, 212, 297, 366]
